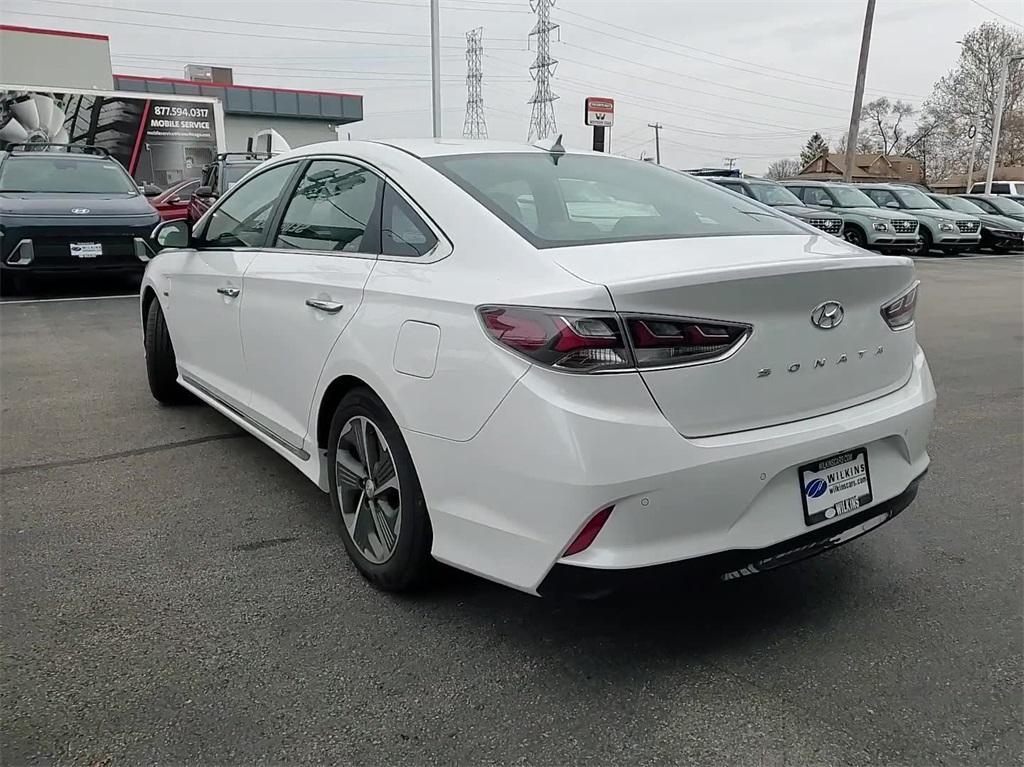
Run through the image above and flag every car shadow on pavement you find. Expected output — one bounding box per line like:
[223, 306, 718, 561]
[409, 553, 859, 664]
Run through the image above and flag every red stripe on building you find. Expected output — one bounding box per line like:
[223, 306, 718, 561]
[0, 24, 108, 41]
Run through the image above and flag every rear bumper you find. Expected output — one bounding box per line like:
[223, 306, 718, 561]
[407, 349, 936, 595]
[539, 472, 924, 598]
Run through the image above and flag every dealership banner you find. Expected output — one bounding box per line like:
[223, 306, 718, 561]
[0, 89, 218, 188]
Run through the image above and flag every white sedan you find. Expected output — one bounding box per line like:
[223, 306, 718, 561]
[141, 139, 935, 598]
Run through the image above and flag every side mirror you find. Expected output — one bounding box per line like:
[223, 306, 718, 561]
[143, 184, 162, 197]
[168, 196, 183, 205]
[194, 185, 214, 198]
[817, 199, 833, 207]
[152, 219, 191, 250]
[885, 201, 900, 209]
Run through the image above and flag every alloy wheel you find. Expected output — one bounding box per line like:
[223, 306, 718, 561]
[335, 415, 402, 564]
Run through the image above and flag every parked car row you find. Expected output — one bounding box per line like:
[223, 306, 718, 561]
[709, 173, 1022, 257]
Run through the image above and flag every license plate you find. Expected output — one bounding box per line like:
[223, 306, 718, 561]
[70, 242, 102, 258]
[799, 448, 872, 526]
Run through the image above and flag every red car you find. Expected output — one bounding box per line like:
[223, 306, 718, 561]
[149, 178, 201, 222]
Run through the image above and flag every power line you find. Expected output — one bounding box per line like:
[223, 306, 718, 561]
[3, 7, 528, 49]
[965, 0, 1024, 28]
[527, 0, 559, 142]
[486, 57, 846, 134]
[556, 6, 927, 100]
[25, 0, 525, 40]
[463, 28, 489, 138]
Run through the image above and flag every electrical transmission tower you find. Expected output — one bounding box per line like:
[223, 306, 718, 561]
[527, 0, 559, 142]
[463, 27, 488, 139]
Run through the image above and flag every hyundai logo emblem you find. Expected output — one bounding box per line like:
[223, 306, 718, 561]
[71, 208, 90, 214]
[805, 478, 828, 498]
[810, 300, 844, 330]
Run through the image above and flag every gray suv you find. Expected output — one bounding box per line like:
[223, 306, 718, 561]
[859, 183, 980, 256]
[782, 180, 919, 253]
[706, 177, 843, 236]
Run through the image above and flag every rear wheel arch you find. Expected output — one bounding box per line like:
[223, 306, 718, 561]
[141, 285, 158, 326]
[317, 375, 389, 452]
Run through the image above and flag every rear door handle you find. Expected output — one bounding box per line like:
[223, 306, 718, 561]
[216, 287, 240, 298]
[305, 298, 344, 314]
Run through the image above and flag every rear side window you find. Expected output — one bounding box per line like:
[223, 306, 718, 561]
[426, 153, 802, 249]
[199, 162, 296, 248]
[275, 160, 383, 254]
[381, 185, 437, 257]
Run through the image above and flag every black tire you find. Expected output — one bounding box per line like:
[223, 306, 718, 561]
[843, 225, 867, 249]
[327, 388, 433, 592]
[144, 299, 188, 404]
[910, 228, 933, 257]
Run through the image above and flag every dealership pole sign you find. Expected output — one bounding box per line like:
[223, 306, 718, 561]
[585, 97, 614, 153]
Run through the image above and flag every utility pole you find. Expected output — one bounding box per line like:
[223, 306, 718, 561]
[648, 122, 662, 164]
[844, 0, 875, 182]
[463, 27, 488, 139]
[527, 0, 559, 141]
[723, 156, 738, 170]
[430, 0, 442, 138]
[985, 55, 1023, 194]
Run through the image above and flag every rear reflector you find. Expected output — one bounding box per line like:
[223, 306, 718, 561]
[563, 506, 614, 556]
[881, 282, 919, 330]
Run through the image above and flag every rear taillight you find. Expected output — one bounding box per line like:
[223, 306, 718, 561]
[479, 305, 750, 373]
[479, 306, 631, 372]
[624, 315, 750, 368]
[881, 282, 919, 330]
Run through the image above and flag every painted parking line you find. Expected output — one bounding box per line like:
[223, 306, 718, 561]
[0, 294, 138, 305]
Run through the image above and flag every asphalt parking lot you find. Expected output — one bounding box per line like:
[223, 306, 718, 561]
[1, 256, 1021, 766]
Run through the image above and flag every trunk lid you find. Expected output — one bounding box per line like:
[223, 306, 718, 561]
[553, 234, 917, 437]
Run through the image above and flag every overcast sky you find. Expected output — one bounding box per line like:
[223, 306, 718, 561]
[3, 0, 1022, 172]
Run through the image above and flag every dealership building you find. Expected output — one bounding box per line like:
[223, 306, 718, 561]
[0, 24, 364, 186]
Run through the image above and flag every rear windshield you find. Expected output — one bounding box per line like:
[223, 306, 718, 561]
[0, 156, 138, 194]
[425, 153, 804, 248]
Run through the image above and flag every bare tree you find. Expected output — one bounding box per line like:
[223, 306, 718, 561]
[922, 22, 1024, 174]
[766, 158, 801, 180]
[835, 131, 877, 155]
[862, 98, 916, 155]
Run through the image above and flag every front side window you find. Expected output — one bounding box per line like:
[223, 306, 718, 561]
[720, 182, 753, 198]
[0, 156, 137, 194]
[827, 185, 878, 208]
[865, 189, 899, 208]
[892, 188, 939, 209]
[747, 182, 803, 206]
[425, 153, 803, 249]
[381, 185, 437, 257]
[801, 187, 834, 206]
[199, 162, 295, 248]
[275, 160, 382, 254]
